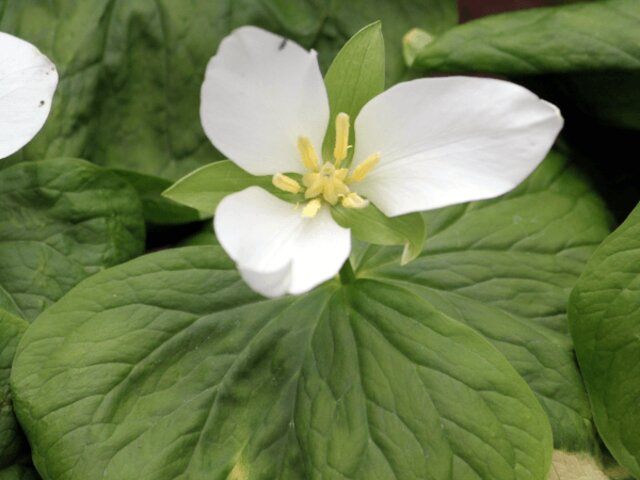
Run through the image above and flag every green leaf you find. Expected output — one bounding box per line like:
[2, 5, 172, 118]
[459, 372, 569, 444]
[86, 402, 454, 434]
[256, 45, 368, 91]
[411, 0, 640, 74]
[162, 161, 299, 216]
[111, 169, 203, 225]
[12, 246, 551, 479]
[356, 152, 613, 452]
[0, 158, 145, 321]
[332, 204, 426, 265]
[0, 310, 28, 468]
[569, 202, 640, 477]
[322, 22, 385, 163]
[2, 0, 456, 178]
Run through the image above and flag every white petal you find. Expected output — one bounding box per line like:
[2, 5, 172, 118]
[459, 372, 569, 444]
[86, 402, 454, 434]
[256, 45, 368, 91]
[352, 77, 563, 217]
[214, 187, 351, 297]
[0, 32, 58, 159]
[201, 27, 329, 176]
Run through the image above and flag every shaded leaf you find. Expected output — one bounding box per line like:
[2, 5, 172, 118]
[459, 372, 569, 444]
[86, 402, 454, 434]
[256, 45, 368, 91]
[0, 158, 145, 321]
[0, 311, 28, 467]
[569, 202, 640, 477]
[112, 169, 202, 225]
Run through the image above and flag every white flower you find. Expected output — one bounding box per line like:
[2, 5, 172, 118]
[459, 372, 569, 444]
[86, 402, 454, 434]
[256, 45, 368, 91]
[200, 26, 563, 298]
[0, 32, 58, 159]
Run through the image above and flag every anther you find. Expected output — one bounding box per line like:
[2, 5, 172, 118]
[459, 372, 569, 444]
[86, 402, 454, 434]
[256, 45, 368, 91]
[302, 198, 322, 218]
[348, 152, 380, 183]
[297, 136, 319, 171]
[341, 192, 369, 209]
[272, 173, 302, 194]
[333, 113, 350, 166]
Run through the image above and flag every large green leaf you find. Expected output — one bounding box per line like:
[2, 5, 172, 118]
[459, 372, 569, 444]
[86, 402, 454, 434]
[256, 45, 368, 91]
[0, 158, 145, 321]
[1, 0, 456, 179]
[411, 0, 640, 75]
[12, 246, 551, 479]
[354, 152, 612, 452]
[569, 203, 640, 477]
[0, 311, 39, 480]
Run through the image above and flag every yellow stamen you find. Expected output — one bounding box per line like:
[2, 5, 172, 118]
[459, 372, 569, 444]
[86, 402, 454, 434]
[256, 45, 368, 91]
[341, 192, 369, 209]
[297, 136, 319, 171]
[333, 112, 350, 166]
[302, 198, 322, 218]
[348, 152, 380, 183]
[272, 173, 301, 194]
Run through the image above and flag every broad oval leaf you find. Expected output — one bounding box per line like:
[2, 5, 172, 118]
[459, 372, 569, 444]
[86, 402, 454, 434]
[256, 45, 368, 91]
[355, 152, 612, 452]
[569, 202, 640, 477]
[12, 246, 551, 480]
[411, 0, 640, 75]
[0, 158, 145, 321]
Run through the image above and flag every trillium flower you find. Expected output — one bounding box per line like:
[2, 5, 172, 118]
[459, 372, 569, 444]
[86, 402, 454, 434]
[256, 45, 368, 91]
[0, 32, 58, 159]
[200, 26, 563, 298]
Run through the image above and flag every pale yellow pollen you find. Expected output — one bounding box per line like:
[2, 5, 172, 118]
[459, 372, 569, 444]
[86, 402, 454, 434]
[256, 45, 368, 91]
[348, 152, 380, 183]
[302, 198, 322, 218]
[272, 173, 301, 194]
[333, 112, 350, 166]
[302, 163, 349, 205]
[297, 136, 319, 171]
[341, 192, 369, 209]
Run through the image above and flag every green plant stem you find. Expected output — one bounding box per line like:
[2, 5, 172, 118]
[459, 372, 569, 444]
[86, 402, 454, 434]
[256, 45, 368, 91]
[339, 260, 356, 285]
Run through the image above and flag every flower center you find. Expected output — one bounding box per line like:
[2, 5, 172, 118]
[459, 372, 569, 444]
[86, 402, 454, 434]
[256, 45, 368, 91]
[272, 112, 380, 218]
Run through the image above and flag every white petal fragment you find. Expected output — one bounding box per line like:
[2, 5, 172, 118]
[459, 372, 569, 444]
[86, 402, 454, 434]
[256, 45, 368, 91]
[201, 27, 329, 176]
[214, 187, 351, 297]
[352, 77, 564, 216]
[0, 32, 58, 159]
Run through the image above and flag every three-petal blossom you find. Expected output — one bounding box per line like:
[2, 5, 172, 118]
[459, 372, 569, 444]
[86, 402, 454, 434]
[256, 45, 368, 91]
[0, 32, 58, 159]
[201, 26, 563, 298]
